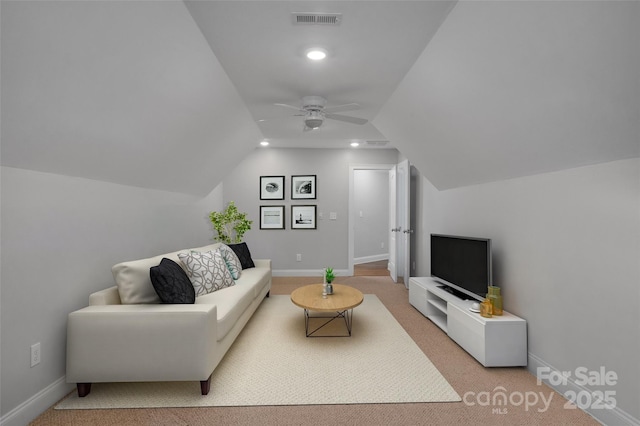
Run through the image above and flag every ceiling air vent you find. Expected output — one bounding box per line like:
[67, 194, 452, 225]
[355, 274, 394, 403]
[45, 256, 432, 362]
[292, 13, 342, 25]
[365, 140, 389, 147]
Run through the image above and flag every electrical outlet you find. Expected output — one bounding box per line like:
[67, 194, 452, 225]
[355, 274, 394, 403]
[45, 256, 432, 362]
[296, 253, 302, 262]
[31, 342, 41, 367]
[380, 242, 385, 249]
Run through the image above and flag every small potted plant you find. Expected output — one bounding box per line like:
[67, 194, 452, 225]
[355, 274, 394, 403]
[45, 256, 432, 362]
[324, 267, 335, 295]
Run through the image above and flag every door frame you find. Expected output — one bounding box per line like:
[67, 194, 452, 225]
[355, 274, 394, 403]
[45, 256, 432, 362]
[348, 163, 395, 276]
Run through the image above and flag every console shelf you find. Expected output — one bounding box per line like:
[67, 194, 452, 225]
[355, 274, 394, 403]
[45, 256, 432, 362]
[409, 277, 527, 367]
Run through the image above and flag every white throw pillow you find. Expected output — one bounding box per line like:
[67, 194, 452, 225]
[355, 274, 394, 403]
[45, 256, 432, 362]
[218, 244, 242, 280]
[178, 249, 235, 296]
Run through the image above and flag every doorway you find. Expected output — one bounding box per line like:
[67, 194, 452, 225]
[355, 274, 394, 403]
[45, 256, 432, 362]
[348, 164, 395, 277]
[348, 161, 413, 282]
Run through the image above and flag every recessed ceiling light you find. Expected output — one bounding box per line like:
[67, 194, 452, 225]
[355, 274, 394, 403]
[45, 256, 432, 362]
[260, 140, 269, 146]
[306, 48, 327, 61]
[350, 142, 360, 147]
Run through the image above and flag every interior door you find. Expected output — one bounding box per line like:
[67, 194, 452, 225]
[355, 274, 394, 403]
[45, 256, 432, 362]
[388, 167, 397, 282]
[397, 159, 411, 288]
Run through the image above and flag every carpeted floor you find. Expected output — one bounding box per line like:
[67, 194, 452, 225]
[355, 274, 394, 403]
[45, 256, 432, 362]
[32, 276, 599, 425]
[354, 260, 390, 276]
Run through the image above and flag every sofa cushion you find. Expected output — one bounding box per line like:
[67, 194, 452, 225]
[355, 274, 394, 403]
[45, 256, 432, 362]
[113, 255, 171, 305]
[178, 249, 235, 296]
[196, 283, 255, 341]
[150, 258, 196, 304]
[228, 242, 255, 269]
[235, 266, 271, 299]
[218, 244, 242, 280]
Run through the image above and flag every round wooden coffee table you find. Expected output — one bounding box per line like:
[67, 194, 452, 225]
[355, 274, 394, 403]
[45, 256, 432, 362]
[290, 284, 364, 337]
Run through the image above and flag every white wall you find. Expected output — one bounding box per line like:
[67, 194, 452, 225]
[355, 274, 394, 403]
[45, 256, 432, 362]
[0, 167, 223, 422]
[413, 158, 640, 422]
[222, 148, 399, 273]
[354, 170, 389, 262]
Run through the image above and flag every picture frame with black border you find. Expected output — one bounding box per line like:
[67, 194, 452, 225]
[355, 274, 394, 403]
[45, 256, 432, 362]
[291, 205, 317, 229]
[260, 205, 285, 229]
[291, 175, 316, 199]
[260, 176, 285, 200]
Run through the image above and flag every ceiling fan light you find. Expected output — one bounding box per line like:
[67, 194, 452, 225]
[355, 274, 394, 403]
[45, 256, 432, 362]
[305, 118, 323, 129]
[306, 48, 327, 61]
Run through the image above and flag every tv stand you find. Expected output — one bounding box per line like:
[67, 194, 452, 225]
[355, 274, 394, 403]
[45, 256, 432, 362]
[409, 277, 527, 367]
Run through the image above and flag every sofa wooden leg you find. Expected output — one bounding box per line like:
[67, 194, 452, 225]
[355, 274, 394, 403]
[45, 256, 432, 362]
[77, 383, 92, 397]
[200, 374, 212, 395]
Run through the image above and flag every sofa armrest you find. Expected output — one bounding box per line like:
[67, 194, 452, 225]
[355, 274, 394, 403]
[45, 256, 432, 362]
[66, 304, 218, 383]
[89, 286, 122, 305]
[253, 259, 271, 269]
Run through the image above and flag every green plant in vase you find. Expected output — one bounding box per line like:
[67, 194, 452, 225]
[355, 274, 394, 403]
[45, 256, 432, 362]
[209, 201, 252, 244]
[325, 267, 335, 284]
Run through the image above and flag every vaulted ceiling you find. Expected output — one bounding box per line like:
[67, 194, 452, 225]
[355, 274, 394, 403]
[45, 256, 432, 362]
[2, 1, 638, 196]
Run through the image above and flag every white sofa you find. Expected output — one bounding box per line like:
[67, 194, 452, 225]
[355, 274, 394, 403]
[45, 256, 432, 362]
[66, 243, 271, 397]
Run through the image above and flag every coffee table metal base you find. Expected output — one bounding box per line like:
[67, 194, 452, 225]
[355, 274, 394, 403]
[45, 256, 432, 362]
[304, 308, 354, 337]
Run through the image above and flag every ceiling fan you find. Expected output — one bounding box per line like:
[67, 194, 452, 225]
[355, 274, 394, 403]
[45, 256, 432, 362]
[274, 96, 368, 131]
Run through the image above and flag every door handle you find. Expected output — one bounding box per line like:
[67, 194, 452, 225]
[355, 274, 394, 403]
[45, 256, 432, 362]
[403, 229, 414, 234]
[391, 227, 401, 232]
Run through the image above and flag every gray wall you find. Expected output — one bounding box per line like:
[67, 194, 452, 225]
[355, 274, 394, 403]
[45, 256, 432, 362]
[0, 166, 223, 421]
[354, 169, 389, 262]
[412, 157, 640, 421]
[222, 148, 398, 273]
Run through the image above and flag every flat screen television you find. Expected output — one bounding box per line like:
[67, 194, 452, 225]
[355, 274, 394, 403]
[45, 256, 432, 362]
[430, 234, 492, 301]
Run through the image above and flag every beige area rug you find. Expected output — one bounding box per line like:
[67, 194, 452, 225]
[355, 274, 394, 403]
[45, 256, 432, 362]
[56, 294, 460, 409]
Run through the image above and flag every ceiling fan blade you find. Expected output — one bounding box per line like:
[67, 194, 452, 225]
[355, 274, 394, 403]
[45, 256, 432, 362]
[324, 103, 361, 114]
[274, 103, 303, 112]
[325, 113, 368, 125]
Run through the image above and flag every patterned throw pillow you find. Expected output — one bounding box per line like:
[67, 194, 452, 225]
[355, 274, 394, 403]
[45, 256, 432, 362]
[149, 258, 195, 304]
[228, 242, 255, 269]
[218, 244, 242, 280]
[178, 249, 235, 296]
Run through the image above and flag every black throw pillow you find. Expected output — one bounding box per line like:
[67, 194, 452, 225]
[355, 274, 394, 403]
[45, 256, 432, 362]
[150, 258, 196, 304]
[228, 242, 255, 269]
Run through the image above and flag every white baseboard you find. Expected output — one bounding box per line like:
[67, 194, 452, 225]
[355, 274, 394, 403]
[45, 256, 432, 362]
[272, 269, 349, 278]
[0, 376, 74, 426]
[527, 353, 639, 426]
[354, 254, 389, 265]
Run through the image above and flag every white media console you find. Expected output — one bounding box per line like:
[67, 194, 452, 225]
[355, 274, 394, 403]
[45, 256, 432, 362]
[409, 277, 527, 367]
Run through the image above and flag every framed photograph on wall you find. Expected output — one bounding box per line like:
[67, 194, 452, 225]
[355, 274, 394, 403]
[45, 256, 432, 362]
[260, 176, 285, 200]
[291, 205, 317, 229]
[291, 175, 316, 199]
[260, 205, 285, 229]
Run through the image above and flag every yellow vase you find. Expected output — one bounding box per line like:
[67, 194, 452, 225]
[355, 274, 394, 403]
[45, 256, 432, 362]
[487, 286, 503, 316]
[480, 298, 493, 318]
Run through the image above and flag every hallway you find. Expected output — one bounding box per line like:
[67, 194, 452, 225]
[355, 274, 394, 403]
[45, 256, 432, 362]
[353, 260, 389, 277]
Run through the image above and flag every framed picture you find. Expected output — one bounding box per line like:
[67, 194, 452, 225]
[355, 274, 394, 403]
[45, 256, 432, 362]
[260, 176, 285, 200]
[260, 206, 285, 229]
[291, 175, 316, 199]
[291, 205, 317, 229]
